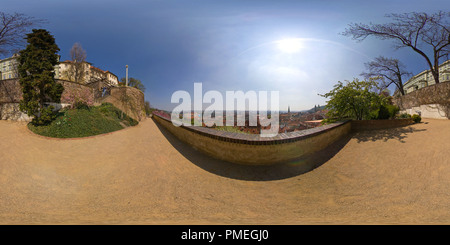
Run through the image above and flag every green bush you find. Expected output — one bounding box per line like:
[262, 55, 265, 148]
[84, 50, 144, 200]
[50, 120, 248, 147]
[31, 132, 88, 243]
[387, 105, 400, 119]
[412, 114, 421, 123]
[374, 104, 399, 119]
[74, 101, 90, 110]
[321, 118, 339, 125]
[31, 106, 57, 126]
[398, 113, 411, 119]
[377, 105, 390, 119]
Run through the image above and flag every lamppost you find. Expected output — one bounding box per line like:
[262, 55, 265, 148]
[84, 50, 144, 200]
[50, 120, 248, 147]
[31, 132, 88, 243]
[125, 65, 129, 86]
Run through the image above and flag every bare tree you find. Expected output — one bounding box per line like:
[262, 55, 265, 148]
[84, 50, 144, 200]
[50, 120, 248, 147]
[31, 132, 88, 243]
[342, 11, 450, 85]
[0, 12, 44, 57]
[65, 42, 87, 83]
[361, 56, 411, 95]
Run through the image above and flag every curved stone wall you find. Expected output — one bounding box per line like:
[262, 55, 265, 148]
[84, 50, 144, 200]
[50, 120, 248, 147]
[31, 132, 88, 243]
[0, 79, 95, 121]
[351, 118, 414, 131]
[100, 86, 145, 121]
[153, 114, 352, 165]
[0, 78, 95, 104]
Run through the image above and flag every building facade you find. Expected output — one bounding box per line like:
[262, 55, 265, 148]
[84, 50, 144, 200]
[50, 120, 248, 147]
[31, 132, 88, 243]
[403, 59, 450, 94]
[53, 60, 119, 86]
[0, 54, 19, 80]
[0, 54, 118, 86]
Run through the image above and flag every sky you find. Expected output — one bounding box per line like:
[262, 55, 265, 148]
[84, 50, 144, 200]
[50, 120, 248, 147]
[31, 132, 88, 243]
[2, 0, 448, 111]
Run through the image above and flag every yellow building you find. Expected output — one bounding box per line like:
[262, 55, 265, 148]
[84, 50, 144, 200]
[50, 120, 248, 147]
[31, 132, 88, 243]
[52, 60, 118, 86]
[0, 54, 19, 80]
[0, 54, 62, 80]
[0, 54, 118, 86]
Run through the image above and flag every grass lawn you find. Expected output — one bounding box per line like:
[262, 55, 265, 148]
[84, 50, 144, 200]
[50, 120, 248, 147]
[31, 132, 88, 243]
[28, 103, 138, 138]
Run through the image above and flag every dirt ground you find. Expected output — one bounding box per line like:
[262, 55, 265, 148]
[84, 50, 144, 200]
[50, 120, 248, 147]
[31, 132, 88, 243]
[0, 118, 449, 224]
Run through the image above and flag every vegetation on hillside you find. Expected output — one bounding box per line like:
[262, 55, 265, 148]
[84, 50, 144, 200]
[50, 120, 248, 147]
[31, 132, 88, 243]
[28, 103, 138, 138]
[119, 77, 145, 92]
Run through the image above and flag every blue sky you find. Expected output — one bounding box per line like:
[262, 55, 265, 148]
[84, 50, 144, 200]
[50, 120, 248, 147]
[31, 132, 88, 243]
[2, 0, 448, 111]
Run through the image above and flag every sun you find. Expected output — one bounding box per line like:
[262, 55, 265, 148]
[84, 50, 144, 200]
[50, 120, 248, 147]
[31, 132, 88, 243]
[276, 38, 303, 53]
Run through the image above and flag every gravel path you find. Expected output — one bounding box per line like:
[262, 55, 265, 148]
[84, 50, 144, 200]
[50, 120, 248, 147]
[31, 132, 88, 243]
[0, 118, 449, 224]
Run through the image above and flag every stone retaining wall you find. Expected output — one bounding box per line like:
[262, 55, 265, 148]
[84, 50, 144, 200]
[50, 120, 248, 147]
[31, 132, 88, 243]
[0, 79, 145, 121]
[351, 118, 414, 131]
[0, 79, 22, 103]
[153, 114, 417, 165]
[100, 86, 145, 121]
[399, 104, 448, 120]
[0, 103, 32, 121]
[59, 80, 95, 105]
[0, 79, 95, 104]
[153, 114, 352, 165]
[393, 81, 450, 119]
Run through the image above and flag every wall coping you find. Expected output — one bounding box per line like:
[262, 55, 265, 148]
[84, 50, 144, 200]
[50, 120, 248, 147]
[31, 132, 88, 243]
[153, 113, 350, 145]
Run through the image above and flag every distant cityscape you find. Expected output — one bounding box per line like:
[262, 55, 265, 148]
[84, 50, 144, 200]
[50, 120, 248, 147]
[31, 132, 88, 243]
[153, 104, 328, 134]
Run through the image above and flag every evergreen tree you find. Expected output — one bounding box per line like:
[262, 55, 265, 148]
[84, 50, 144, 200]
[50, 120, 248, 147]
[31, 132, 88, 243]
[18, 29, 64, 125]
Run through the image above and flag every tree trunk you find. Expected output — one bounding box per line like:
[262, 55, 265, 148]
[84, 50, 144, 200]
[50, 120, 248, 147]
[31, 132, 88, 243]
[432, 55, 440, 84]
[410, 46, 440, 84]
[397, 74, 405, 95]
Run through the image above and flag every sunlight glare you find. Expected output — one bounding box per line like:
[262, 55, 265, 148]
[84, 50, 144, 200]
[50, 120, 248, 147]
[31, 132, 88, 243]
[276, 38, 303, 53]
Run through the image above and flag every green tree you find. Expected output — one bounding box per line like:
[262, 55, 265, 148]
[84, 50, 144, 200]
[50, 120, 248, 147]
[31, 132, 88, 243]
[320, 78, 388, 120]
[18, 29, 64, 125]
[144, 100, 154, 116]
[120, 77, 145, 92]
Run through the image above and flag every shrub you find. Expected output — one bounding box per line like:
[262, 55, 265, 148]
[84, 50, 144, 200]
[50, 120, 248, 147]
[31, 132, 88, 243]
[32, 106, 56, 126]
[377, 105, 391, 119]
[398, 113, 411, 119]
[387, 105, 400, 119]
[74, 101, 90, 110]
[412, 114, 421, 123]
[321, 118, 339, 125]
[374, 104, 399, 119]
